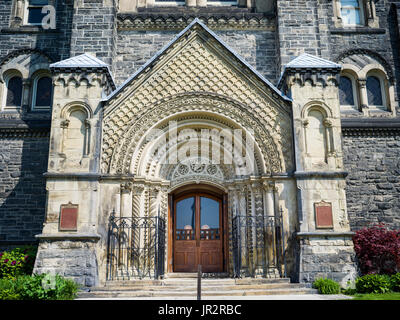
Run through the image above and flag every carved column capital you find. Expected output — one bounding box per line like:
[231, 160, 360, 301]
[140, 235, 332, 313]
[262, 181, 275, 192]
[120, 181, 133, 193]
[60, 119, 70, 129]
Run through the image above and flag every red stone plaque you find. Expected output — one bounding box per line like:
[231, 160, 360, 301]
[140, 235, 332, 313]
[59, 202, 78, 231]
[314, 202, 333, 229]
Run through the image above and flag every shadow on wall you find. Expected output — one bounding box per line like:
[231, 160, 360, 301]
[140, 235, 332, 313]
[0, 0, 76, 250]
[0, 127, 50, 251]
[388, 4, 400, 106]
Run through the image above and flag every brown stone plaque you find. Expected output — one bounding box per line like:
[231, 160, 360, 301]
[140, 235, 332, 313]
[314, 202, 333, 229]
[59, 202, 78, 231]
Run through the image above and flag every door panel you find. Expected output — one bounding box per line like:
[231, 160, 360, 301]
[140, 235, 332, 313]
[173, 193, 223, 273]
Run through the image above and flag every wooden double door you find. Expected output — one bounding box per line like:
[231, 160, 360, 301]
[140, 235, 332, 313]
[173, 193, 224, 273]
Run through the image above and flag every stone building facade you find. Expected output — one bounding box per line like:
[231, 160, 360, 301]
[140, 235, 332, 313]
[0, 0, 399, 287]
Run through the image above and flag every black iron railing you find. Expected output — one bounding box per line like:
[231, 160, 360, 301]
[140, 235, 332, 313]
[106, 214, 166, 280]
[232, 210, 286, 278]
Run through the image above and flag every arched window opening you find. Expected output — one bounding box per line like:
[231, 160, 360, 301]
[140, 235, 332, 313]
[32, 75, 52, 110]
[64, 109, 88, 161]
[366, 75, 384, 108]
[339, 75, 357, 109]
[306, 109, 328, 163]
[5, 76, 23, 109]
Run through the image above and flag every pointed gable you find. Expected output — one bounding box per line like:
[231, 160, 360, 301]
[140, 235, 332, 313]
[104, 18, 290, 107]
[101, 19, 295, 175]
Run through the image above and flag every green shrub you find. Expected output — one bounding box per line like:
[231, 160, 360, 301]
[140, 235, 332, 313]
[0, 274, 79, 300]
[0, 278, 20, 300]
[390, 273, 400, 292]
[312, 278, 341, 294]
[0, 246, 37, 279]
[355, 274, 391, 294]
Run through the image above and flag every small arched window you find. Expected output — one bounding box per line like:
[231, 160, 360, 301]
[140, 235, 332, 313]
[32, 73, 52, 110]
[366, 75, 384, 108]
[2, 72, 23, 110]
[339, 75, 357, 109]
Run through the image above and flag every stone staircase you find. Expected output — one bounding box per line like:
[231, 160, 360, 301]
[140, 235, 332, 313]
[77, 273, 317, 299]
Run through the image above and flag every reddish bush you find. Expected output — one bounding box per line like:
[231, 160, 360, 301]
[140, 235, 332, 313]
[353, 224, 400, 275]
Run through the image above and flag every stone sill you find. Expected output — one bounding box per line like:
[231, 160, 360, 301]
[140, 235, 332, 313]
[330, 27, 386, 35]
[0, 27, 60, 34]
[297, 231, 355, 238]
[35, 233, 101, 241]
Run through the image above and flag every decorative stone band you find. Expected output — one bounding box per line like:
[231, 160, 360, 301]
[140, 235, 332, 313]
[117, 13, 274, 31]
[51, 67, 116, 93]
[35, 233, 101, 241]
[341, 118, 400, 137]
[0, 128, 50, 138]
[296, 231, 355, 238]
[294, 171, 349, 179]
[0, 119, 50, 138]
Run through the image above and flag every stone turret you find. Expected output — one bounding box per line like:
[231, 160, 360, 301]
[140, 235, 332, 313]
[32, 54, 115, 287]
[279, 54, 358, 286]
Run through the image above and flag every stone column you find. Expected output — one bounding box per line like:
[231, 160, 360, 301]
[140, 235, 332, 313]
[186, 0, 196, 6]
[60, 119, 70, 154]
[197, 0, 206, 7]
[358, 79, 369, 116]
[131, 184, 144, 218]
[251, 182, 264, 277]
[262, 181, 276, 270]
[120, 182, 132, 217]
[21, 79, 30, 109]
[236, 184, 249, 277]
[113, 192, 121, 216]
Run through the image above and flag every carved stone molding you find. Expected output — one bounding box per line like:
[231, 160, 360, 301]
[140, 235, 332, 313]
[117, 13, 275, 31]
[103, 93, 292, 177]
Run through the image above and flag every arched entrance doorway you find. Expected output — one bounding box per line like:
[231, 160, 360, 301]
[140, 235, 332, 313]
[168, 184, 228, 273]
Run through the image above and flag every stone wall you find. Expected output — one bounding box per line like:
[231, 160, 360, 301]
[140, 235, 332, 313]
[0, 0, 73, 61]
[114, 29, 278, 86]
[343, 131, 400, 230]
[69, 0, 117, 70]
[298, 235, 358, 286]
[0, 132, 49, 246]
[33, 239, 98, 286]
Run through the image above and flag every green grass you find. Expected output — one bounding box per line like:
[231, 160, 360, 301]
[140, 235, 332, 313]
[348, 292, 400, 300]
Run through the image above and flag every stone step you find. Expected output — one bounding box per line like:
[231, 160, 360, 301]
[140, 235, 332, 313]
[78, 287, 318, 299]
[97, 283, 311, 292]
[78, 277, 317, 299]
[104, 277, 291, 288]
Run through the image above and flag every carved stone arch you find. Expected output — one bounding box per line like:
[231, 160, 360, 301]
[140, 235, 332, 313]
[0, 49, 53, 82]
[301, 100, 333, 119]
[134, 114, 262, 179]
[335, 49, 394, 84]
[102, 92, 292, 176]
[134, 122, 256, 183]
[61, 101, 93, 120]
[0, 48, 54, 68]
